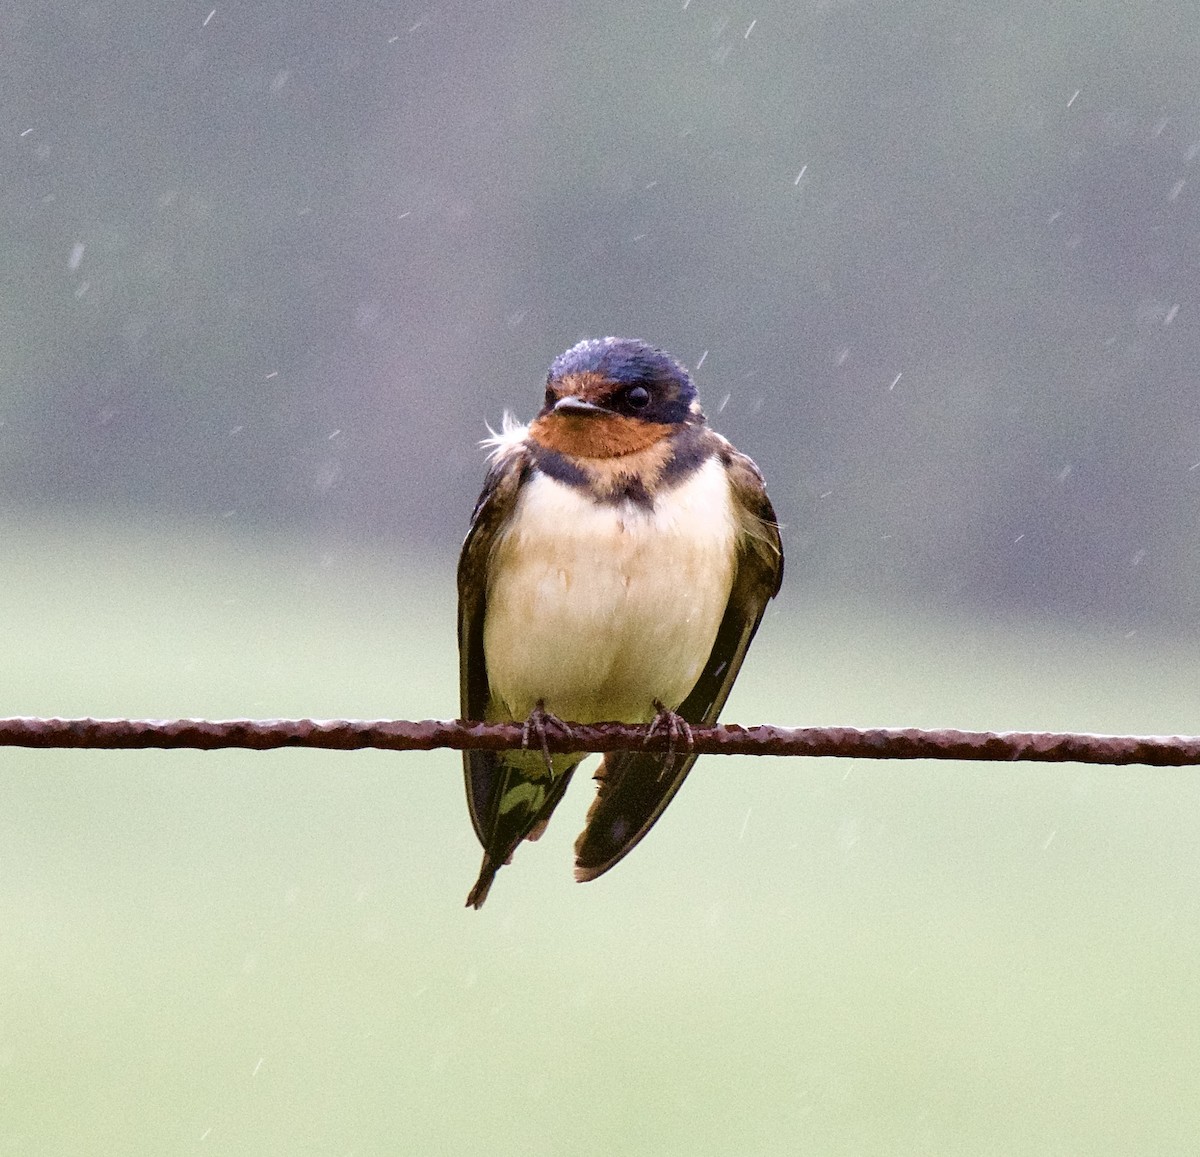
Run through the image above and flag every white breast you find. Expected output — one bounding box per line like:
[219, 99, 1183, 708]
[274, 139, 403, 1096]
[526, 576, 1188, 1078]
[483, 455, 738, 723]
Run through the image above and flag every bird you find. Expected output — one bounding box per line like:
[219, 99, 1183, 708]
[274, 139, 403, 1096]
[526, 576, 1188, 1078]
[457, 337, 783, 908]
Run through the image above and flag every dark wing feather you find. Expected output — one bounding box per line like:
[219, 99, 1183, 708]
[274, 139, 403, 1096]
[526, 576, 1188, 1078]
[464, 764, 580, 908]
[573, 448, 783, 882]
[458, 443, 529, 843]
[458, 439, 588, 907]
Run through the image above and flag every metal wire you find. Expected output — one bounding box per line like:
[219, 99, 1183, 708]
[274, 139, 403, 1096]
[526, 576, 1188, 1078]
[1, 717, 1198, 766]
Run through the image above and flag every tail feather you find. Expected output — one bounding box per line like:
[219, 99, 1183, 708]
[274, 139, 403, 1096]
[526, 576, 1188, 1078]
[464, 756, 582, 907]
[573, 748, 701, 883]
[466, 855, 501, 909]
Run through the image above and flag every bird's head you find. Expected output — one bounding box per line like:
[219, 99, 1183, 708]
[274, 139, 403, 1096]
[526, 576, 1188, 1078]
[529, 337, 702, 459]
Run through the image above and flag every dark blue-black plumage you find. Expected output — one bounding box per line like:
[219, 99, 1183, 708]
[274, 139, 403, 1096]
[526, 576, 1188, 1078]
[546, 337, 698, 426]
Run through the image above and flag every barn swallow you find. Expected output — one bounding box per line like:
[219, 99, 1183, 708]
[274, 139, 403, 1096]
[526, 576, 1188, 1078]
[458, 337, 783, 908]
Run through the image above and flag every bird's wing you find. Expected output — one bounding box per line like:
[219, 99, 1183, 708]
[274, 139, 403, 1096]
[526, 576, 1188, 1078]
[458, 443, 528, 842]
[458, 442, 586, 907]
[573, 447, 783, 882]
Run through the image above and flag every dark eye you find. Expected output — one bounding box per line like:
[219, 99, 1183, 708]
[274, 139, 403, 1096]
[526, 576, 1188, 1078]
[544, 387, 556, 408]
[624, 385, 651, 410]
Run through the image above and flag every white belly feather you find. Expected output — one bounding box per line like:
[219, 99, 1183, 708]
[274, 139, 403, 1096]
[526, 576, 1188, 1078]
[482, 455, 738, 723]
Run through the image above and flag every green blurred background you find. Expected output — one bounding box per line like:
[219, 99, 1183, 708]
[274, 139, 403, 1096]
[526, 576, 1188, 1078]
[4, 1, 1200, 1153]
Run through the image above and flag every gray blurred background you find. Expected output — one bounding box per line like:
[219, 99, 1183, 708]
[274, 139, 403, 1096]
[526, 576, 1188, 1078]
[6, 0, 1199, 622]
[4, 3, 1200, 1155]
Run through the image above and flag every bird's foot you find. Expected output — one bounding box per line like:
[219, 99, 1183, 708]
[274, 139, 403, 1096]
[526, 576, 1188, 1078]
[645, 699, 694, 779]
[521, 700, 576, 777]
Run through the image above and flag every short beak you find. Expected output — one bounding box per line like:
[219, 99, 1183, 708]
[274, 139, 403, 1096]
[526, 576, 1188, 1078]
[553, 396, 608, 417]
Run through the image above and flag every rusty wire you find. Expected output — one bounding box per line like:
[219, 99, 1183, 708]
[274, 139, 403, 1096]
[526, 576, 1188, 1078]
[1, 717, 1198, 766]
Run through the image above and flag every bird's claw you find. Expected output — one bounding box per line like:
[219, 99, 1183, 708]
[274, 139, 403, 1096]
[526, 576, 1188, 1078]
[646, 699, 694, 779]
[521, 700, 575, 776]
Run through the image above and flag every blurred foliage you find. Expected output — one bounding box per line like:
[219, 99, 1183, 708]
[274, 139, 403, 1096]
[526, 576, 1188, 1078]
[2, 521, 1200, 1153]
[4, 0, 1200, 624]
